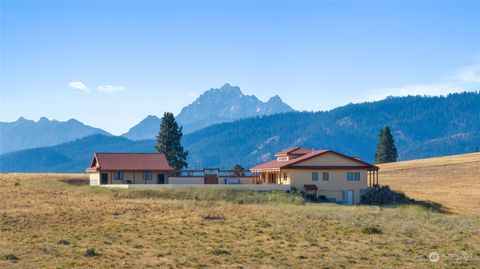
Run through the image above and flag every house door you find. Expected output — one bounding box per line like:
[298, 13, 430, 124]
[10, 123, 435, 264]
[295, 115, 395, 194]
[347, 190, 354, 205]
[100, 173, 108, 185]
[204, 174, 218, 184]
[157, 174, 165, 184]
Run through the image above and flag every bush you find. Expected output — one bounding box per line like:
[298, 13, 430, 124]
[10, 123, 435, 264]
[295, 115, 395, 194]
[85, 248, 100, 257]
[361, 226, 383, 235]
[210, 248, 230, 256]
[57, 239, 70, 245]
[2, 254, 19, 261]
[360, 185, 447, 213]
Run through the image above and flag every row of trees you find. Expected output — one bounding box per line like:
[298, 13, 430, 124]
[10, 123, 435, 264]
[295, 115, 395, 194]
[155, 111, 399, 170]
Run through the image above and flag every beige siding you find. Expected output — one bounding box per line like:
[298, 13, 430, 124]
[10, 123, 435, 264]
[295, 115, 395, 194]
[290, 152, 364, 167]
[283, 168, 368, 204]
[89, 173, 100, 185]
[92, 171, 169, 185]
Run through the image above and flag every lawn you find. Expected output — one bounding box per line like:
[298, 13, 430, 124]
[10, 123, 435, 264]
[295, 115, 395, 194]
[0, 173, 479, 268]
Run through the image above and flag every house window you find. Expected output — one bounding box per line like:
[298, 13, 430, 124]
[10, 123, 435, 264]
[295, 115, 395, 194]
[347, 172, 361, 181]
[113, 171, 124, 180]
[312, 172, 318, 181]
[322, 172, 329, 181]
[144, 171, 152, 181]
[283, 173, 288, 181]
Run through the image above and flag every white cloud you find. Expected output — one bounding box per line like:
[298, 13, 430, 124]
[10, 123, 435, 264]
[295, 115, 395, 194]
[456, 64, 480, 83]
[188, 92, 199, 99]
[362, 63, 480, 102]
[68, 81, 89, 92]
[97, 84, 126, 93]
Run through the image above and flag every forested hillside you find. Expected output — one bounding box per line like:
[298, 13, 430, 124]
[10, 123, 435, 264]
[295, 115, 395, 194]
[183, 92, 480, 168]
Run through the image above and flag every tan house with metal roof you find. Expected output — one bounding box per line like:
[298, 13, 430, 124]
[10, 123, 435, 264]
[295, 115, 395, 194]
[250, 147, 379, 204]
[86, 153, 174, 185]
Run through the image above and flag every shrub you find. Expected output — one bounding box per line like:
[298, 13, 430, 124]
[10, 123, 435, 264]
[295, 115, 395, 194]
[85, 248, 100, 257]
[361, 226, 383, 235]
[57, 239, 70, 245]
[2, 254, 19, 261]
[210, 248, 230, 256]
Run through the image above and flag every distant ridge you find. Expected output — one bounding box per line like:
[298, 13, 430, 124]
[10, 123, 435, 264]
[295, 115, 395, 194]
[0, 117, 111, 154]
[0, 135, 154, 173]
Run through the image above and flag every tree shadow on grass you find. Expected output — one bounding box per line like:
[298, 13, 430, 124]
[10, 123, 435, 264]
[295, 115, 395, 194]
[360, 185, 450, 214]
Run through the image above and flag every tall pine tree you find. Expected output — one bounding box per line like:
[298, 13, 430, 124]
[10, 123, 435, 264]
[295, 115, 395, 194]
[374, 126, 398, 164]
[155, 112, 188, 170]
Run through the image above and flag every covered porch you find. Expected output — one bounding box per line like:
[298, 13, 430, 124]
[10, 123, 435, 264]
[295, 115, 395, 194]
[252, 170, 283, 184]
[367, 168, 379, 187]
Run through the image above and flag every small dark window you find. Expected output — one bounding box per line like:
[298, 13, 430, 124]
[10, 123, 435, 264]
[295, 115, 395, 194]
[312, 172, 318, 181]
[283, 173, 288, 181]
[347, 172, 353, 181]
[144, 171, 152, 180]
[114, 171, 124, 180]
[322, 172, 329, 181]
[354, 172, 360, 181]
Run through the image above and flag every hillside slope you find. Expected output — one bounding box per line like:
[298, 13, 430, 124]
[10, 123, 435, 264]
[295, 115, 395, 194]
[379, 152, 480, 214]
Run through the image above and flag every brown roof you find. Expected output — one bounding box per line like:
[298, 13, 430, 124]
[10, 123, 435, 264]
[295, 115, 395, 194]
[251, 149, 378, 171]
[85, 153, 174, 172]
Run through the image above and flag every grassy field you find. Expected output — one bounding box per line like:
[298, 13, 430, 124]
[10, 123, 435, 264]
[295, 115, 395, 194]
[1, 154, 480, 268]
[379, 152, 480, 214]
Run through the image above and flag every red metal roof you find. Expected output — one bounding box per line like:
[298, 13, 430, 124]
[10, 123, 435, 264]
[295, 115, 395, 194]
[251, 150, 378, 171]
[85, 153, 174, 172]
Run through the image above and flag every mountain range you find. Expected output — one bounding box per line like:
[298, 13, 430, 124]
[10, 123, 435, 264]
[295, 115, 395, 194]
[1, 84, 292, 151]
[1, 91, 479, 173]
[121, 83, 293, 140]
[0, 117, 110, 154]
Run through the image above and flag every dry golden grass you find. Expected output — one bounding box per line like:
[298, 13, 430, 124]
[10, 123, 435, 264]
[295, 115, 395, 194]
[1, 173, 479, 268]
[379, 153, 480, 215]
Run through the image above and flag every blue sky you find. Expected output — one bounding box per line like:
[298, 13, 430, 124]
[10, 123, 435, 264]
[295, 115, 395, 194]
[1, 1, 479, 135]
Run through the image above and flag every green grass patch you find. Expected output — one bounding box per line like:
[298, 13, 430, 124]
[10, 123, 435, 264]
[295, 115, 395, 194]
[109, 188, 305, 205]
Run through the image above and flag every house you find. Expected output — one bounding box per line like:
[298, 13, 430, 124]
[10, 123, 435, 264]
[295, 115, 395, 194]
[250, 147, 379, 204]
[85, 153, 256, 185]
[86, 153, 174, 185]
[85, 148, 379, 205]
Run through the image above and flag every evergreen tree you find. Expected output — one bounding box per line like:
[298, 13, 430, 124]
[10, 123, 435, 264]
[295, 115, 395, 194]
[374, 126, 398, 164]
[232, 164, 245, 176]
[155, 112, 188, 170]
